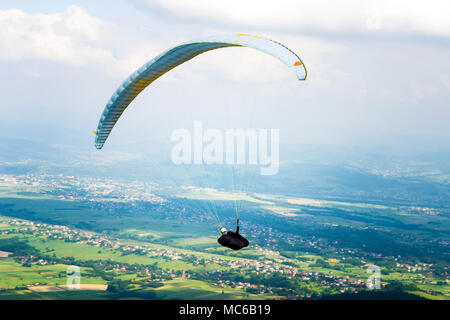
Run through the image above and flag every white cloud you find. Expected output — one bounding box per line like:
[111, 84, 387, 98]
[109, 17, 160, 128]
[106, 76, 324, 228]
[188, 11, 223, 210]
[0, 5, 347, 85]
[0, 5, 170, 77]
[139, 0, 450, 37]
[0, 6, 113, 65]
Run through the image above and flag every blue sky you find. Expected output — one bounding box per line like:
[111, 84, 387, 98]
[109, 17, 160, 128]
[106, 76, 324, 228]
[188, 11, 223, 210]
[0, 1, 449, 153]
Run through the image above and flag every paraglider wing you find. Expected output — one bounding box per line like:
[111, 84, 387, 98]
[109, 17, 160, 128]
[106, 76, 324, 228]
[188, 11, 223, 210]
[94, 34, 307, 149]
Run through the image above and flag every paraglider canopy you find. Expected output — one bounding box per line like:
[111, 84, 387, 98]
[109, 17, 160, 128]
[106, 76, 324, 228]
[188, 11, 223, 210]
[94, 34, 307, 150]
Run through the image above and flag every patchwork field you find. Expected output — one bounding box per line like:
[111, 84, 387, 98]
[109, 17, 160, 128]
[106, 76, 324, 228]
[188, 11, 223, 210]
[0, 182, 448, 300]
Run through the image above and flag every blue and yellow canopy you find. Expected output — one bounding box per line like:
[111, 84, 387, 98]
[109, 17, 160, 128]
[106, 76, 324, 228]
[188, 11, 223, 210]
[94, 34, 307, 149]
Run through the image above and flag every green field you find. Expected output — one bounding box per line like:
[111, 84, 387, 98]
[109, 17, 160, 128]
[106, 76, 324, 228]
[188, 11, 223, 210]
[151, 278, 276, 300]
[0, 187, 448, 300]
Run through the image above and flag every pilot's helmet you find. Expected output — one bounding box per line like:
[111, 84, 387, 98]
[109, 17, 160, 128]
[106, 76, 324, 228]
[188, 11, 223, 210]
[220, 227, 227, 234]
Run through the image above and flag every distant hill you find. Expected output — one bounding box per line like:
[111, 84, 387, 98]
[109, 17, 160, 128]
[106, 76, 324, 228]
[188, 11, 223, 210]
[0, 137, 57, 161]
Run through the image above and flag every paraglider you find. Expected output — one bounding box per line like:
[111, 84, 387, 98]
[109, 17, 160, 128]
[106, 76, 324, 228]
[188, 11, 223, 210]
[217, 220, 249, 250]
[94, 34, 307, 250]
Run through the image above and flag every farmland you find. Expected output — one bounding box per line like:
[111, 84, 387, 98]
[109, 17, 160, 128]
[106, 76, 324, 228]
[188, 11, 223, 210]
[0, 171, 448, 300]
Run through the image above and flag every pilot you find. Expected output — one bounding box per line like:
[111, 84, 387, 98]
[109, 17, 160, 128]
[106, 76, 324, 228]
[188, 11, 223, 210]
[218, 226, 249, 250]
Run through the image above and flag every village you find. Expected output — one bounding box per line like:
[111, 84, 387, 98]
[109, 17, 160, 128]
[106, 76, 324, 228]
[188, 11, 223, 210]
[1, 218, 379, 298]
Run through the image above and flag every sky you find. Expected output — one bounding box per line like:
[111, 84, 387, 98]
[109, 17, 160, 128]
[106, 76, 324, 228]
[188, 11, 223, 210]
[0, 0, 449, 154]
